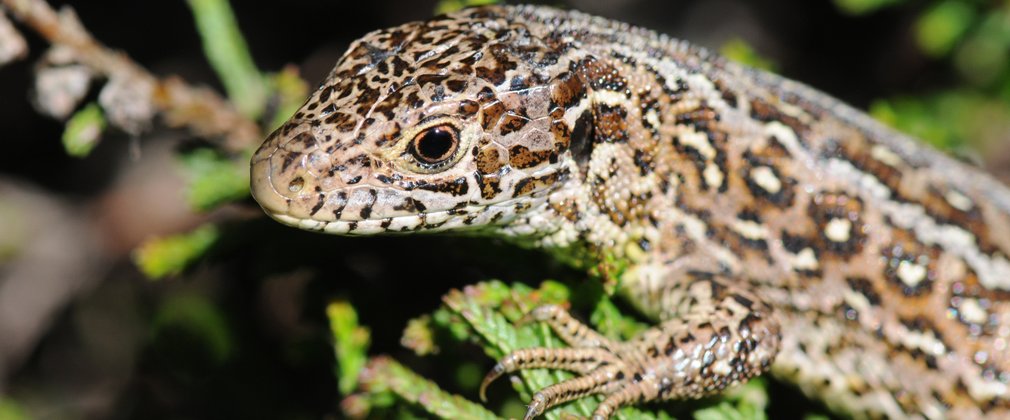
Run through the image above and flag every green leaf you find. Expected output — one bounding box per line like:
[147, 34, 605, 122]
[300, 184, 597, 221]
[186, 0, 267, 118]
[61, 102, 106, 157]
[356, 357, 500, 419]
[916, 1, 975, 57]
[178, 148, 250, 211]
[133, 224, 219, 279]
[328, 301, 370, 395]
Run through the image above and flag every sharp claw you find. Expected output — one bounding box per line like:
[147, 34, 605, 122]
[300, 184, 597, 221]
[523, 392, 547, 420]
[523, 404, 539, 420]
[479, 363, 505, 402]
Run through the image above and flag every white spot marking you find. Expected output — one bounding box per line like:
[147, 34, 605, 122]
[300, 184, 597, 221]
[682, 214, 707, 241]
[711, 359, 732, 376]
[732, 218, 768, 241]
[791, 247, 819, 271]
[945, 189, 974, 212]
[703, 164, 724, 189]
[896, 260, 928, 288]
[870, 145, 903, 167]
[966, 375, 1008, 401]
[679, 129, 716, 160]
[824, 218, 852, 243]
[764, 121, 804, 157]
[750, 166, 782, 194]
[589, 90, 628, 107]
[899, 327, 946, 357]
[825, 158, 892, 200]
[843, 288, 871, 314]
[959, 298, 989, 325]
[645, 109, 660, 128]
[825, 157, 1010, 291]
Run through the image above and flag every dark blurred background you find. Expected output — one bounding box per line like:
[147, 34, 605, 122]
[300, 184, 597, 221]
[1, 0, 1008, 419]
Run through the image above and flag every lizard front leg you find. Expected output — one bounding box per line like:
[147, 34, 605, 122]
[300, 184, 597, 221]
[483, 271, 781, 419]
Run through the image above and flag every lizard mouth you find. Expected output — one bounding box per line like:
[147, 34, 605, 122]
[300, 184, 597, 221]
[265, 205, 497, 235]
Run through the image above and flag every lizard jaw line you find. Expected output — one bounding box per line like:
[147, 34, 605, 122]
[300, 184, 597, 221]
[268, 211, 453, 235]
[264, 201, 524, 236]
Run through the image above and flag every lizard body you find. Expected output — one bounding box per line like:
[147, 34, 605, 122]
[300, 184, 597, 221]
[250, 5, 1010, 418]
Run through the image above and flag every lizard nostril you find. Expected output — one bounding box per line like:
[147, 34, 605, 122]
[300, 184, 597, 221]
[288, 176, 305, 193]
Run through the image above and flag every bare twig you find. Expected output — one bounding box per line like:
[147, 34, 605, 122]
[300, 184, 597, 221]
[2, 0, 261, 152]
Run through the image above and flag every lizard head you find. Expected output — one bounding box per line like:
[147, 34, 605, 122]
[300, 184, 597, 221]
[251, 6, 590, 235]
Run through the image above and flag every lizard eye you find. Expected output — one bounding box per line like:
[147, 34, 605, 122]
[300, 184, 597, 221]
[409, 125, 458, 165]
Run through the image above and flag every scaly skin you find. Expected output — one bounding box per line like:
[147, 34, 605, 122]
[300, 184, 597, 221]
[250, 5, 1010, 419]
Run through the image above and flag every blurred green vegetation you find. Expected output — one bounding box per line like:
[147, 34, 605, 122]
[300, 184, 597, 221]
[0, 398, 27, 420]
[61, 102, 106, 157]
[151, 293, 235, 366]
[179, 148, 252, 212]
[721, 39, 778, 72]
[833, 0, 1010, 153]
[186, 0, 267, 119]
[328, 301, 369, 395]
[134, 224, 219, 279]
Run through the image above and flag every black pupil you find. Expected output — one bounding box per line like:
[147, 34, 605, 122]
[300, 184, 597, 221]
[415, 127, 455, 162]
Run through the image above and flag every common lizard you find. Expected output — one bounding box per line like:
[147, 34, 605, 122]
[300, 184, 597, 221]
[249, 5, 1010, 419]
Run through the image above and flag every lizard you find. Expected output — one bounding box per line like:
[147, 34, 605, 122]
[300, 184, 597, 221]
[249, 5, 1010, 419]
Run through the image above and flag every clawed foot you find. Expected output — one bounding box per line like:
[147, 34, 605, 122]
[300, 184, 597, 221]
[479, 292, 780, 419]
[479, 304, 648, 419]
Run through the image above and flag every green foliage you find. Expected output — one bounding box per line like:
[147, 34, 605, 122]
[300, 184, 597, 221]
[832, 0, 904, 15]
[694, 379, 769, 420]
[434, 0, 501, 15]
[186, 0, 268, 118]
[401, 315, 438, 356]
[133, 224, 219, 279]
[350, 279, 769, 419]
[720, 39, 777, 72]
[327, 301, 370, 395]
[266, 66, 311, 131]
[827, 0, 1010, 153]
[437, 280, 671, 420]
[178, 148, 250, 211]
[0, 398, 27, 420]
[916, 1, 975, 57]
[61, 102, 106, 157]
[352, 357, 500, 419]
[953, 9, 1010, 86]
[151, 293, 234, 365]
[129, 2, 311, 280]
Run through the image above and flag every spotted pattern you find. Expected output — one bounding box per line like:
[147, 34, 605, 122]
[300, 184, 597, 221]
[251, 5, 1010, 419]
